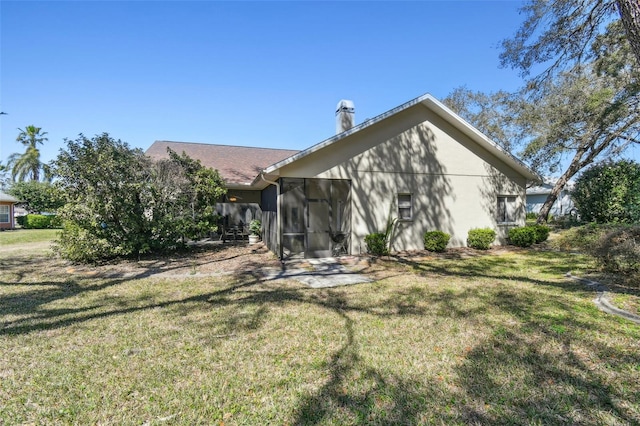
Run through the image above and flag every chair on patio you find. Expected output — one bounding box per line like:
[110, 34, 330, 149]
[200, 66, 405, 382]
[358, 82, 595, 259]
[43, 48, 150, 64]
[329, 228, 349, 257]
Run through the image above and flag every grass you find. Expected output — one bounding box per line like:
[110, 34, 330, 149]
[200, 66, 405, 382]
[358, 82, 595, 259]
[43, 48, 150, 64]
[1, 242, 639, 424]
[0, 228, 59, 246]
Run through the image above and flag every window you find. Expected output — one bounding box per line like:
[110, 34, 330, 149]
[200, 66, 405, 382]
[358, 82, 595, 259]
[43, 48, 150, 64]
[497, 196, 517, 223]
[0, 205, 9, 223]
[398, 194, 412, 220]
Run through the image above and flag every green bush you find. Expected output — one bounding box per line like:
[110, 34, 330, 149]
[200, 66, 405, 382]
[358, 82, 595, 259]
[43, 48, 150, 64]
[508, 227, 537, 247]
[365, 232, 389, 256]
[532, 224, 550, 243]
[54, 221, 115, 263]
[423, 230, 450, 252]
[49, 215, 63, 228]
[467, 228, 496, 250]
[591, 226, 640, 275]
[572, 160, 640, 224]
[16, 215, 26, 227]
[550, 223, 614, 252]
[508, 225, 550, 247]
[525, 212, 538, 220]
[21, 214, 59, 229]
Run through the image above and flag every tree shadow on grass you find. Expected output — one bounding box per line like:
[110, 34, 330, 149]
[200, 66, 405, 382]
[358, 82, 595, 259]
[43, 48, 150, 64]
[454, 327, 640, 424]
[2, 246, 639, 424]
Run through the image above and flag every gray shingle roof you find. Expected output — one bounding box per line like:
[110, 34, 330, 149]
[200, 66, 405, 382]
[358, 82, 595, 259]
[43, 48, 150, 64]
[0, 191, 19, 203]
[146, 141, 300, 185]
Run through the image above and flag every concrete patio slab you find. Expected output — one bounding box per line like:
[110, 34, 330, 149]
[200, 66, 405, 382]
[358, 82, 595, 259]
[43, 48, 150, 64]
[261, 257, 372, 288]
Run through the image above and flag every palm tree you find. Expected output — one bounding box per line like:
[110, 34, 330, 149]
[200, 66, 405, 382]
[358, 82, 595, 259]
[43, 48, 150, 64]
[8, 125, 48, 181]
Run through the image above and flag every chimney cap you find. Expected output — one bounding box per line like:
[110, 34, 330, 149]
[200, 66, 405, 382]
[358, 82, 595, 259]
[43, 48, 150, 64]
[336, 99, 355, 114]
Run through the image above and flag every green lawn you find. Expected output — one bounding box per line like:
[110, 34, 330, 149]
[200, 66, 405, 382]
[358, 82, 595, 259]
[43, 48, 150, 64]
[0, 228, 59, 245]
[1, 246, 639, 424]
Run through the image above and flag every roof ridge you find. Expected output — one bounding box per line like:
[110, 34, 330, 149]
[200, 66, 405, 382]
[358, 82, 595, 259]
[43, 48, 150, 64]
[153, 140, 300, 152]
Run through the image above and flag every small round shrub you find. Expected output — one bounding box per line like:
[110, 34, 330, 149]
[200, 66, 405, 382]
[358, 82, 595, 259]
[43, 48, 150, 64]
[423, 230, 450, 252]
[365, 232, 388, 256]
[467, 228, 496, 250]
[508, 226, 536, 247]
[532, 224, 550, 243]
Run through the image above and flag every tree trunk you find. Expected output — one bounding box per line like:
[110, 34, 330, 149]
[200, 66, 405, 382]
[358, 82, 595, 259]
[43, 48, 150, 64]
[536, 180, 564, 224]
[617, 0, 640, 67]
[536, 148, 589, 224]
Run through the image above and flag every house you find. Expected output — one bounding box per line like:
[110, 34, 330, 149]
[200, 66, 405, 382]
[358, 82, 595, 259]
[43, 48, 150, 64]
[526, 179, 575, 218]
[0, 191, 19, 230]
[146, 93, 540, 258]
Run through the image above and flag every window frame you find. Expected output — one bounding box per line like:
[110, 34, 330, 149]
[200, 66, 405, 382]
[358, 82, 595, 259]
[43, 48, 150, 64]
[497, 195, 517, 224]
[397, 193, 413, 221]
[0, 205, 10, 223]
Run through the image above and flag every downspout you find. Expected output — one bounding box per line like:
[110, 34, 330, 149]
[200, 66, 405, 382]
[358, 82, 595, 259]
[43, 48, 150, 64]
[260, 172, 283, 260]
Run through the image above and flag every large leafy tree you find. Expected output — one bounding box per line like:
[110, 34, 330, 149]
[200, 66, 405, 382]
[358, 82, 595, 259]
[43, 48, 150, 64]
[7, 181, 66, 214]
[500, 0, 640, 79]
[519, 22, 640, 223]
[443, 87, 517, 151]
[53, 133, 226, 262]
[447, 23, 640, 223]
[8, 125, 50, 182]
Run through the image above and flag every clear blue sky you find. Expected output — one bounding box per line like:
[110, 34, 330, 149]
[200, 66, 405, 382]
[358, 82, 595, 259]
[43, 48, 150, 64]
[0, 1, 583, 168]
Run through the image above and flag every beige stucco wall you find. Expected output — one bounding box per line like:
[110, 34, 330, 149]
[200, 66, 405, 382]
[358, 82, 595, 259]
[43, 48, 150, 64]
[277, 104, 527, 252]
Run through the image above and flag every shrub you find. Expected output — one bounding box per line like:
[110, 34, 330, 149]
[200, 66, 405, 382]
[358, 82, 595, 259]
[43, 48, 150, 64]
[467, 228, 495, 250]
[54, 221, 115, 263]
[592, 226, 640, 275]
[532, 224, 550, 243]
[525, 212, 538, 220]
[550, 223, 613, 252]
[49, 215, 63, 229]
[52, 134, 226, 262]
[16, 215, 26, 227]
[423, 230, 450, 252]
[572, 160, 640, 224]
[22, 214, 59, 229]
[365, 232, 388, 256]
[508, 227, 536, 247]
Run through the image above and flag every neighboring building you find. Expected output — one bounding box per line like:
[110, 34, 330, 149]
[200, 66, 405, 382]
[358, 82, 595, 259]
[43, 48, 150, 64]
[0, 191, 19, 230]
[526, 179, 575, 218]
[147, 93, 540, 258]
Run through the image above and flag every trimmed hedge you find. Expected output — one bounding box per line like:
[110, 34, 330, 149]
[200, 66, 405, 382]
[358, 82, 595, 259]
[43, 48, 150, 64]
[467, 228, 496, 250]
[365, 232, 388, 256]
[18, 214, 61, 229]
[423, 230, 450, 252]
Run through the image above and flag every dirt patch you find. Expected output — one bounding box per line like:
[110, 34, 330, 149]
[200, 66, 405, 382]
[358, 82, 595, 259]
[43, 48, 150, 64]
[64, 241, 282, 279]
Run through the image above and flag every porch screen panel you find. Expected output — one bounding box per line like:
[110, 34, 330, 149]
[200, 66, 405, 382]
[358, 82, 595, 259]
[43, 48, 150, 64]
[306, 179, 332, 258]
[281, 178, 305, 256]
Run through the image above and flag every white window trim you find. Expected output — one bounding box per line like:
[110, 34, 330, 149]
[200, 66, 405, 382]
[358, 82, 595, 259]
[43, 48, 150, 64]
[0, 205, 10, 223]
[397, 193, 413, 221]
